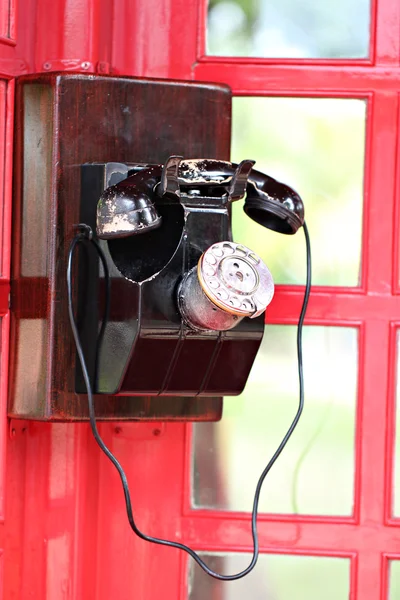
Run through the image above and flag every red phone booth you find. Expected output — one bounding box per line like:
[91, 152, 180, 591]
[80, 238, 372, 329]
[1, 0, 400, 598]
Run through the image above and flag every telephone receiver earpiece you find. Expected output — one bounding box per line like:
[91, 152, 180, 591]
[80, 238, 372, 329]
[96, 156, 304, 239]
[243, 170, 304, 234]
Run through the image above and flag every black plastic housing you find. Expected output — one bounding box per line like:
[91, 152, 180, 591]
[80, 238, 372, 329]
[78, 162, 265, 397]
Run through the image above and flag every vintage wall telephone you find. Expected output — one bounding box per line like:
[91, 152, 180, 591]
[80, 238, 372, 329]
[72, 156, 305, 400]
[10, 75, 310, 582]
[68, 155, 311, 581]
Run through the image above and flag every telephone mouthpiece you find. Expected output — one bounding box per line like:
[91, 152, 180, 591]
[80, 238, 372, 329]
[97, 188, 161, 239]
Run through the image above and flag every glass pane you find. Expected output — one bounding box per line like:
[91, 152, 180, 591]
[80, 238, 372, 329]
[192, 326, 358, 515]
[390, 561, 400, 599]
[231, 97, 366, 286]
[207, 0, 370, 59]
[189, 553, 350, 599]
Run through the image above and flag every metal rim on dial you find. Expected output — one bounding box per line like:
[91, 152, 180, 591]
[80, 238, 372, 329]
[197, 241, 274, 317]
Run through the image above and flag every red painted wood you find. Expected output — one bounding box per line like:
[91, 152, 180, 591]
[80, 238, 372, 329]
[375, 0, 400, 65]
[111, 0, 199, 79]
[0, 0, 36, 76]
[194, 63, 400, 94]
[4, 421, 188, 599]
[0, 79, 7, 279]
[0, 314, 9, 521]
[34, 0, 114, 73]
[0, 0, 16, 42]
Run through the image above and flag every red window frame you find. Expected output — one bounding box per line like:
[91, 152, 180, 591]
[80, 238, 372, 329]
[160, 0, 400, 597]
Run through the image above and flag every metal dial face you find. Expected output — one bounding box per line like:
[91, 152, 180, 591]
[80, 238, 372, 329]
[198, 242, 275, 318]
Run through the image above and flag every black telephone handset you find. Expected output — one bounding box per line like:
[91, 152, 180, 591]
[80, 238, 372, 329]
[96, 156, 304, 333]
[97, 156, 304, 239]
[69, 155, 310, 581]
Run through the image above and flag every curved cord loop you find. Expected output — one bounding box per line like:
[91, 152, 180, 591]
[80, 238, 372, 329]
[67, 222, 311, 581]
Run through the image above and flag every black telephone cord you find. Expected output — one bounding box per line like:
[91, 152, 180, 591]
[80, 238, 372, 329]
[67, 221, 311, 581]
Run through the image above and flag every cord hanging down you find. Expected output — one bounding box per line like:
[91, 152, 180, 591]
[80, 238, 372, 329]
[67, 222, 311, 581]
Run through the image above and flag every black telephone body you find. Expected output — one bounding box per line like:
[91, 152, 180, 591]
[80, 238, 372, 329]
[77, 156, 304, 398]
